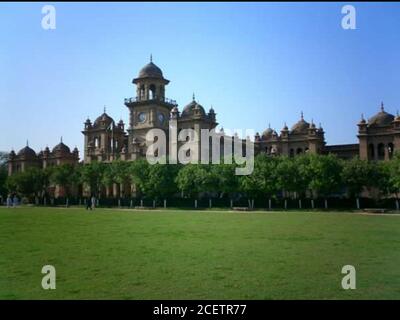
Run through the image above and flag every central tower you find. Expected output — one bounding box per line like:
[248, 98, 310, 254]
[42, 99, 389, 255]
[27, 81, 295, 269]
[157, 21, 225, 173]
[124, 57, 177, 159]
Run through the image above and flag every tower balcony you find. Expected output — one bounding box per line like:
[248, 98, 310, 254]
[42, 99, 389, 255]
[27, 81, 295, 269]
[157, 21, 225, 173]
[124, 96, 177, 108]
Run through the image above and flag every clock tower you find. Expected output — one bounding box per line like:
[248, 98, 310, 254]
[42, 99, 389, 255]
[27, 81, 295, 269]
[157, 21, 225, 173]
[124, 56, 177, 159]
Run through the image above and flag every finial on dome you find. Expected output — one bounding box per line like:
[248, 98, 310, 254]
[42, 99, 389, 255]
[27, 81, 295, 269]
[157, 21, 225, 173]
[301, 111, 304, 120]
[192, 93, 195, 101]
[60, 136, 63, 143]
[361, 113, 364, 120]
[103, 105, 106, 113]
[26, 140, 29, 147]
[268, 123, 271, 129]
[381, 101, 384, 111]
[150, 54, 153, 63]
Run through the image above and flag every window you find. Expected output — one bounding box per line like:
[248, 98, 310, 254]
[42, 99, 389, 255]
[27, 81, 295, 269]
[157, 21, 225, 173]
[388, 143, 394, 159]
[149, 84, 156, 100]
[377, 143, 385, 160]
[368, 144, 375, 159]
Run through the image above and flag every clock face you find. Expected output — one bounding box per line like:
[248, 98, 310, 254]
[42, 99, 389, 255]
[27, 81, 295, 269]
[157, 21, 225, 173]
[158, 113, 165, 124]
[138, 112, 146, 123]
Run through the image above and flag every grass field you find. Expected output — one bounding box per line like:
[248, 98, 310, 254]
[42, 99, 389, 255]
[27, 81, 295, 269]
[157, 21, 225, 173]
[0, 207, 399, 300]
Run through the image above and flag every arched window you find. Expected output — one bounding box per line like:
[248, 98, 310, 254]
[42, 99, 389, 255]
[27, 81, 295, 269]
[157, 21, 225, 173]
[149, 84, 156, 100]
[388, 143, 394, 159]
[296, 148, 303, 155]
[368, 144, 375, 160]
[139, 85, 145, 100]
[377, 143, 385, 160]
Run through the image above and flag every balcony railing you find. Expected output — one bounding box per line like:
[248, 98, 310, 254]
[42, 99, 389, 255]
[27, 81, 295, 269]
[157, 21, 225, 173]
[124, 96, 177, 106]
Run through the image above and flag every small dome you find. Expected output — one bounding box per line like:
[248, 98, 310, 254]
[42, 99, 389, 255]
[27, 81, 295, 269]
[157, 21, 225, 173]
[17, 145, 37, 158]
[138, 62, 164, 79]
[368, 105, 394, 127]
[181, 100, 206, 117]
[262, 127, 273, 138]
[52, 142, 71, 154]
[94, 112, 114, 128]
[291, 113, 310, 134]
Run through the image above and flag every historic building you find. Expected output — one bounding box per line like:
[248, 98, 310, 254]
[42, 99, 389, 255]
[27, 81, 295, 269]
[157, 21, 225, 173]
[254, 112, 326, 157]
[8, 139, 79, 176]
[83, 57, 218, 163]
[357, 103, 400, 161]
[8, 59, 400, 180]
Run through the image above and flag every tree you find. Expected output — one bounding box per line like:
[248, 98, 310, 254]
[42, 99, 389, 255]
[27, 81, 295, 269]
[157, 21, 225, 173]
[211, 162, 239, 200]
[128, 159, 150, 197]
[238, 155, 279, 208]
[341, 157, 375, 208]
[50, 164, 80, 202]
[175, 164, 215, 199]
[383, 152, 400, 210]
[142, 163, 180, 201]
[306, 154, 343, 208]
[276, 156, 302, 198]
[0, 152, 8, 199]
[80, 162, 106, 197]
[113, 160, 132, 198]
[7, 167, 51, 202]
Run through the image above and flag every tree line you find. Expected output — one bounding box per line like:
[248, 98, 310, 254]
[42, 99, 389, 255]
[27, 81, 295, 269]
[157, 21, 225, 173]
[1, 152, 400, 209]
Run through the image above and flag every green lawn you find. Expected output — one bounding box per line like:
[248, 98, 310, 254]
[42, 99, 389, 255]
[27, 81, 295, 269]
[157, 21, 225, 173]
[0, 207, 399, 300]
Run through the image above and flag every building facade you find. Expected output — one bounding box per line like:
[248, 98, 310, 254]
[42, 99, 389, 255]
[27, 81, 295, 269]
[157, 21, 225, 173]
[8, 59, 400, 179]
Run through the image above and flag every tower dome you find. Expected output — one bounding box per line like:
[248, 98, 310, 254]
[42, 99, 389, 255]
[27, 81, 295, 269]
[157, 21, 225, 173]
[94, 110, 114, 128]
[138, 61, 164, 79]
[52, 138, 71, 154]
[181, 95, 206, 118]
[291, 112, 310, 134]
[17, 145, 37, 159]
[368, 103, 394, 127]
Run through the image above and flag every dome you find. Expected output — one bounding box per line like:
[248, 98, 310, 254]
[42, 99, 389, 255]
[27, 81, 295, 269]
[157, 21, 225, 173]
[52, 142, 71, 154]
[262, 127, 273, 138]
[181, 100, 206, 118]
[368, 104, 394, 127]
[94, 112, 114, 128]
[17, 145, 37, 158]
[291, 113, 310, 134]
[138, 62, 164, 79]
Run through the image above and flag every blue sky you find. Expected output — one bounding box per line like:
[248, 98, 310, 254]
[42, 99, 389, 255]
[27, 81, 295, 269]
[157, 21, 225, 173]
[1, 2, 400, 155]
